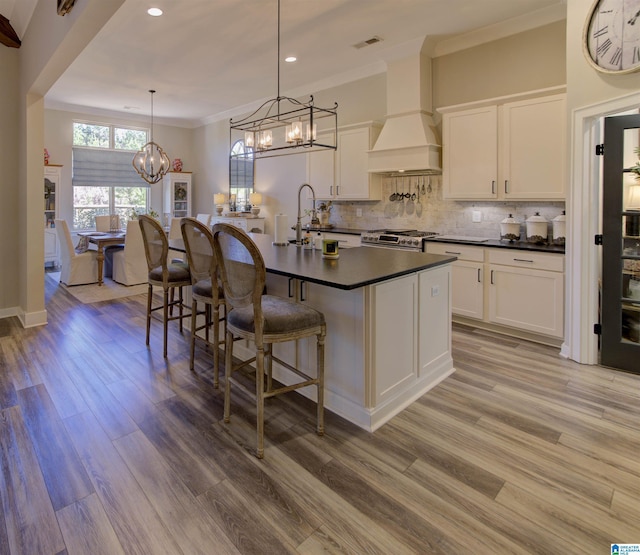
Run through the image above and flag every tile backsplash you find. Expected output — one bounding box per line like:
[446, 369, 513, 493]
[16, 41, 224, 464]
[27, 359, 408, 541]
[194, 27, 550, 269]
[328, 176, 565, 239]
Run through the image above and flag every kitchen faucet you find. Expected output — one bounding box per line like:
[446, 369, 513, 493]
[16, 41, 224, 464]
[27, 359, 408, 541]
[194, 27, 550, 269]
[295, 183, 319, 245]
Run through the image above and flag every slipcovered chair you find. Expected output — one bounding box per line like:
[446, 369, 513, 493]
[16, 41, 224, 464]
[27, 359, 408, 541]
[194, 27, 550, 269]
[96, 214, 124, 278]
[138, 215, 191, 357]
[212, 223, 326, 458]
[196, 213, 212, 227]
[55, 219, 99, 286]
[180, 217, 225, 386]
[167, 217, 185, 263]
[112, 219, 148, 286]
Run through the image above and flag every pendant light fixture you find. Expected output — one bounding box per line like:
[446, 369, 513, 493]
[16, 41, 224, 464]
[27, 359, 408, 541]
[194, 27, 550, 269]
[229, 0, 338, 159]
[133, 90, 171, 184]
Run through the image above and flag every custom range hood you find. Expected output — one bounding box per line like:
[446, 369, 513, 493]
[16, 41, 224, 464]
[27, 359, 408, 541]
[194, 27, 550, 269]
[368, 41, 441, 175]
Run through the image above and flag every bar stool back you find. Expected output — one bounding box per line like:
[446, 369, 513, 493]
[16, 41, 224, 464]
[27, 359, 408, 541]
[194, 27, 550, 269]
[212, 223, 326, 458]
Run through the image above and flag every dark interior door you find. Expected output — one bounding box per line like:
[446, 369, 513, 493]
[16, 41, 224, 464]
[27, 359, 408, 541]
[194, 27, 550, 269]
[601, 114, 640, 373]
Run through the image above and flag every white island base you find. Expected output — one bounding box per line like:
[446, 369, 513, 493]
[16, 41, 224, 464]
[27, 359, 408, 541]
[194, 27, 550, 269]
[233, 263, 455, 432]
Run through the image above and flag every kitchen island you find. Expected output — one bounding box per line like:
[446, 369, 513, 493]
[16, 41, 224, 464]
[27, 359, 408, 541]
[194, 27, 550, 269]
[232, 234, 456, 432]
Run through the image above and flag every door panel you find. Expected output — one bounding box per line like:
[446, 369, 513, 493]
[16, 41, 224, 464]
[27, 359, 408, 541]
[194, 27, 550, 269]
[601, 115, 640, 372]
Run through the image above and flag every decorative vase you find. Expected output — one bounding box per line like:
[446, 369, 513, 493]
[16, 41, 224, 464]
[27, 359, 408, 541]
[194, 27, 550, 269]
[319, 211, 330, 226]
[172, 158, 183, 172]
[44, 148, 50, 165]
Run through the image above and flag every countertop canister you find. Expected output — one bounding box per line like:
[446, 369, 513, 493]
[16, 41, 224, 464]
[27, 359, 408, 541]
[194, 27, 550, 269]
[526, 212, 549, 244]
[552, 211, 566, 245]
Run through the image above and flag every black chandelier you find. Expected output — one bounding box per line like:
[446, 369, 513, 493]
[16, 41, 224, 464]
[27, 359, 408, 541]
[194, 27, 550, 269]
[133, 90, 171, 185]
[229, 0, 338, 159]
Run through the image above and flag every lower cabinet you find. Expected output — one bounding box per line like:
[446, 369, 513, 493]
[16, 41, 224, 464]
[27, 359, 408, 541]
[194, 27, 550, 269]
[488, 249, 564, 338]
[426, 242, 564, 342]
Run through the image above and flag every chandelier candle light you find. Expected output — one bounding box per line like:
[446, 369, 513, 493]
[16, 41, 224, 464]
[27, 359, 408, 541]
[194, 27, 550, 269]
[229, 0, 338, 159]
[133, 90, 171, 185]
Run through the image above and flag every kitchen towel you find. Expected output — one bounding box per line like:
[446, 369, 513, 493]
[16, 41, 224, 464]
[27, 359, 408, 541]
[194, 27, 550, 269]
[273, 213, 288, 245]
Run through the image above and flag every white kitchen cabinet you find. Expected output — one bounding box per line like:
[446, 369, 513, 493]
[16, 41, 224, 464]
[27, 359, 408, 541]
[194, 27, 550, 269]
[425, 242, 565, 342]
[425, 243, 484, 320]
[488, 249, 564, 338]
[441, 92, 566, 200]
[308, 122, 382, 201]
[44, 165, 62, 267]
[442, 106, 498, 200]
[211, 216, 265, 233]
[163, 172, 192, 218]
[307, 132, 335, 199]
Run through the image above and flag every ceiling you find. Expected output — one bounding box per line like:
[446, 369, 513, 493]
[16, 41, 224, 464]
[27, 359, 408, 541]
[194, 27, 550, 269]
[3, 0, 566, 128]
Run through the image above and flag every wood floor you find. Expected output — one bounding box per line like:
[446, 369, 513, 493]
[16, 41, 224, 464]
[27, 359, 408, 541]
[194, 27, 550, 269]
[0, 277, 639, 554]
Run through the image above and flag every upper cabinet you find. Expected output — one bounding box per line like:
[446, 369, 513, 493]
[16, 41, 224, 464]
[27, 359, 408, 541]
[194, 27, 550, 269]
[308, 122, 382, 200]
[441, 90, 566, 201]
[163, 172, 192, 218]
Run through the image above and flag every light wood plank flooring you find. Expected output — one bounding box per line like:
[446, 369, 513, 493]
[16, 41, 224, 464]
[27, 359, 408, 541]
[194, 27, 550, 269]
[0, 276, 639, 554]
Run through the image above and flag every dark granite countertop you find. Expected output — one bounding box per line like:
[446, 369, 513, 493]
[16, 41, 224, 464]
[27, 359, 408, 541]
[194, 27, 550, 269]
[170, 234, 454, 291]
[424, 236, 565, 254]
[251, 234, 455, 290]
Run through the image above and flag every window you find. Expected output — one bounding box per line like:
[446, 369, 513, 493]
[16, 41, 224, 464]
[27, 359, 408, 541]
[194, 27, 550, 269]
[72, 122, 150, 230]
[229, 139, 254, 211]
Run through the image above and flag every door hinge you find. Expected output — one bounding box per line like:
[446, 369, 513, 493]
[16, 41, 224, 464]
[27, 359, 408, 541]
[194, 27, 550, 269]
[594, 323, 602, 335]
[595, 234, 603, 245]
[595, 144, 605, 156]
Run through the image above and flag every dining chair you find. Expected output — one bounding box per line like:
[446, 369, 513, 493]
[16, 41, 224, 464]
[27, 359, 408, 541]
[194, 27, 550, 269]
[212, 223, 326, 458]
[196, 213, 212, 227]
[112, 219, 148, 286]
[180, 217, 225, 386]
[138, 215, 191, 357]
[54, 219, 99, 286]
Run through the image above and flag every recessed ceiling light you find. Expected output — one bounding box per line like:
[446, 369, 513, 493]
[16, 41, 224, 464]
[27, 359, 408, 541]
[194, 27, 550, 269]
[285, 56, 297, 63]
[147, 7, 163, 16]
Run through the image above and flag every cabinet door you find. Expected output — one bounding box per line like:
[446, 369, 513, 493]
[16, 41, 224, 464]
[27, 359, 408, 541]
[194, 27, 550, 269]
[307, 133, 335, 198]
[443, 106, 498, 199]
[336, 126, 381, 200]
[451, 261, 484, 320]
[488, 264, 564, 338]
[501, 95, 566, 199]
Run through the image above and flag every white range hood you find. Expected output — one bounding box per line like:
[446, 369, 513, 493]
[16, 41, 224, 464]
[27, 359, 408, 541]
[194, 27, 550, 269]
[368, 45, 441, 175]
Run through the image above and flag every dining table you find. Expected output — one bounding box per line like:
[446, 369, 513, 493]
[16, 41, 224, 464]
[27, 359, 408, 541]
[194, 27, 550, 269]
[78, 231, 126, 286]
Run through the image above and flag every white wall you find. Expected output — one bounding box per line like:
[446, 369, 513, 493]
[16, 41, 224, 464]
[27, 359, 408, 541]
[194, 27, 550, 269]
[0, 47, 20, 314]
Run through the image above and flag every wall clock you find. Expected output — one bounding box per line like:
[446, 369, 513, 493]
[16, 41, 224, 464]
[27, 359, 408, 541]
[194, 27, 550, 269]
[584, 0, 640, 74]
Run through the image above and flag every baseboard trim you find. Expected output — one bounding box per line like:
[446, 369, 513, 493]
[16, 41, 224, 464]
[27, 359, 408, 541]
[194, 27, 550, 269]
[18, 309, 48, 328]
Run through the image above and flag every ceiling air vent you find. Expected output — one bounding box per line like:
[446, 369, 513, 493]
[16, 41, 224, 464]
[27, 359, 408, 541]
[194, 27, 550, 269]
[353, 36, 383, 49]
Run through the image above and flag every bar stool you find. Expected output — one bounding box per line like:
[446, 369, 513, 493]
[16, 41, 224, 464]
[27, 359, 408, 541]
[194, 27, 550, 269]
[180, 217, 225, 386]
[212, 223, 326, 458]
[138, 215, 191, 358]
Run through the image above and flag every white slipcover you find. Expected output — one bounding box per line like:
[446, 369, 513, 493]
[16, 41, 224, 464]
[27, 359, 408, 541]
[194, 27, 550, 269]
[196, 213, 211, 226]
[112, 220, 148, 285]
[55, 219, 99, 286]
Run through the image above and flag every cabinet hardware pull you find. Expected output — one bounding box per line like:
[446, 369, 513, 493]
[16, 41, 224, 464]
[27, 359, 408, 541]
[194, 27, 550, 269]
[513, 258, 534, 263]
[445, 251, 461, 255]
[336, 186, 341, 196]
[330, 186, 333, 196]
[288, 277, 294, 298]
[478, 268, 481, 283]
[490, 270, 494, 284]
[301, 280, 307, 302]
[504, 180, 509, 194]
[491, 180, 496, 194]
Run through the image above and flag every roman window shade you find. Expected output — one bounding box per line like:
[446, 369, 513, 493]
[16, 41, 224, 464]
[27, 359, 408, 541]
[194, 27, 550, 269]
[72, 147, 148, 187]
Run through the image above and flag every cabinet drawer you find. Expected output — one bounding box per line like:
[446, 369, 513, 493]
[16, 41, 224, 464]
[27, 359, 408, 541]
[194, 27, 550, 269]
[488, 249, 563, 272]
[425, 242, 484, 262]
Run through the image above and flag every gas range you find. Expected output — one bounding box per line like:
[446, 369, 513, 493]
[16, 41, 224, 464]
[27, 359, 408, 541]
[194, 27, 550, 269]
[360, 229, 439, 251]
